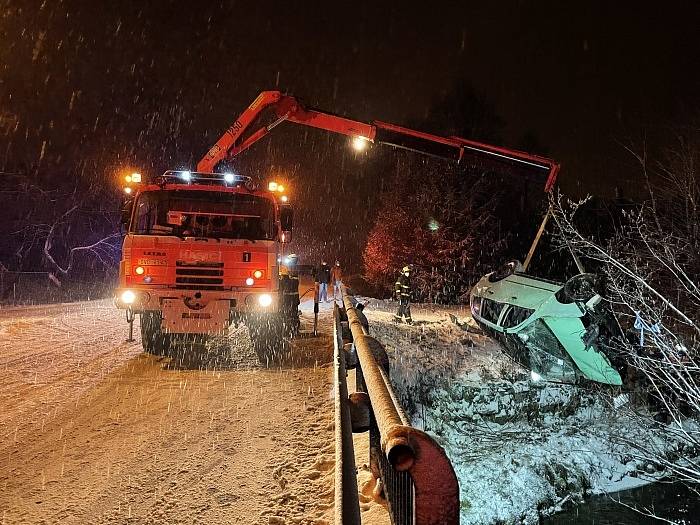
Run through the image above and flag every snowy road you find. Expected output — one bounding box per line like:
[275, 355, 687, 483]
[0, 300, 337, 524]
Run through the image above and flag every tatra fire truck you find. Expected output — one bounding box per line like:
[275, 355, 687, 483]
[116, 170, 297, 362]
[116, 90, 559, 364]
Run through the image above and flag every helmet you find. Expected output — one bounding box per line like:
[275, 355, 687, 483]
[402, 265, 411, 275]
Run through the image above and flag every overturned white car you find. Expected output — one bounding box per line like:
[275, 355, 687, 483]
[470, 261, 623, 386]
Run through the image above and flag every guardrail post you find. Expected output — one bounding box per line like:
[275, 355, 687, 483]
[313, 281, 319, 336]
[348, 392, 371, 432]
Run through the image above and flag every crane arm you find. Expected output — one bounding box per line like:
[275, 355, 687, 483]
[197, 90, 559, 192]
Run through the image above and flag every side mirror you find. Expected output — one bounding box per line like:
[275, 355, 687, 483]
[280, 205, 293, 231]
[280, 205, 293, 242]
[121, 199, 134, 226]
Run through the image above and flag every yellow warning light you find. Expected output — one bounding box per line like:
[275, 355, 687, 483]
[253, 269, 264, 279]
[135, 266, 145, 275]
[277, 184, 285, 193]
[124, 187, 132, 195]
[131, 172, 142, 183]
[125, 175, 132, 183]
[268, 181, 278, 192]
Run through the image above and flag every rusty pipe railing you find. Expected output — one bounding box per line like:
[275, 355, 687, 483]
[342, 285, 415, 471]
[348, 295, 411, 426]
[340, 284, 460, 525]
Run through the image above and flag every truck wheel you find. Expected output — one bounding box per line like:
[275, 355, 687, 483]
[140, 312, 171, 356]
[248, 315, 285, 366]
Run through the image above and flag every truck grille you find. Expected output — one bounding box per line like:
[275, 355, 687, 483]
[175, 261, 225, 290]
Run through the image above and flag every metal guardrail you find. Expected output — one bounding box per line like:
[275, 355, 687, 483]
[334, 284, 460, 525]
[334, 304, 361, 524]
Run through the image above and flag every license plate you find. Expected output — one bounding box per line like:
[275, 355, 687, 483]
[161, 299, 229, 334]
[137, 258, 167, 265]
[182, 312, 212, 319]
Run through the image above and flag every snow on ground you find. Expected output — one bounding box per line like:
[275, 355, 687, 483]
[0, 298, 338, 525]
[360, 298, 696, 525]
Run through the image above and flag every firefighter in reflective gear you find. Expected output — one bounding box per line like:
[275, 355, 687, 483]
[394, 265, 413, 324]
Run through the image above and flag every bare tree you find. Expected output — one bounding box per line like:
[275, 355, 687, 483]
[552, 133, 700, 489]
[42, 205, 121, 281]
[1, 170, 120, 301]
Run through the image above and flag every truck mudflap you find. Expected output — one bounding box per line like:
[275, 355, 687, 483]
[161, 297, 230, 335]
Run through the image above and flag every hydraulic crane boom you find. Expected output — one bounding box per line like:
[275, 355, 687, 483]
[198, 90, 559, 192]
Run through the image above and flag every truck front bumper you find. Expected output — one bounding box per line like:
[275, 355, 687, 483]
[114, 287, 280, 317]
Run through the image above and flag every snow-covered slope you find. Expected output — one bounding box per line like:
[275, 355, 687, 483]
[361, 298, 695, 524]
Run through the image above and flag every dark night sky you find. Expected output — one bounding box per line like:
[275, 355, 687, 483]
[1, 0, 698, 264]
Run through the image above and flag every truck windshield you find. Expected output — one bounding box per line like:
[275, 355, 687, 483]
[131, 190, 276, 240]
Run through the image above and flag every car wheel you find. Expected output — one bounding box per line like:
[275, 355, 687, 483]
[488, 260, 523, 283]
[561, 273, 600, 303]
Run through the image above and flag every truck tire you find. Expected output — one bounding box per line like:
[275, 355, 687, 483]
[140, 312, 171, 356]
[248, 314, 285, 366]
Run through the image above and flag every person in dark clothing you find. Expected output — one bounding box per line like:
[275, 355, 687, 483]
[317, 260, 331, 302]
[331, 260, 343, 302]
[394, 265, 413, 324]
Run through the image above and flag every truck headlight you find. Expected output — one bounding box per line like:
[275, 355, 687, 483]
[258, 294, 273, 307]
[121, 290, 136, 304]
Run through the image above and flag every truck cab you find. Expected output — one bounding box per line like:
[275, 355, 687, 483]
[116, 170, 298, 362]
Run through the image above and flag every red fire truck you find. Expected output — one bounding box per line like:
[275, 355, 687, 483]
[116, 170, 298, 362]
